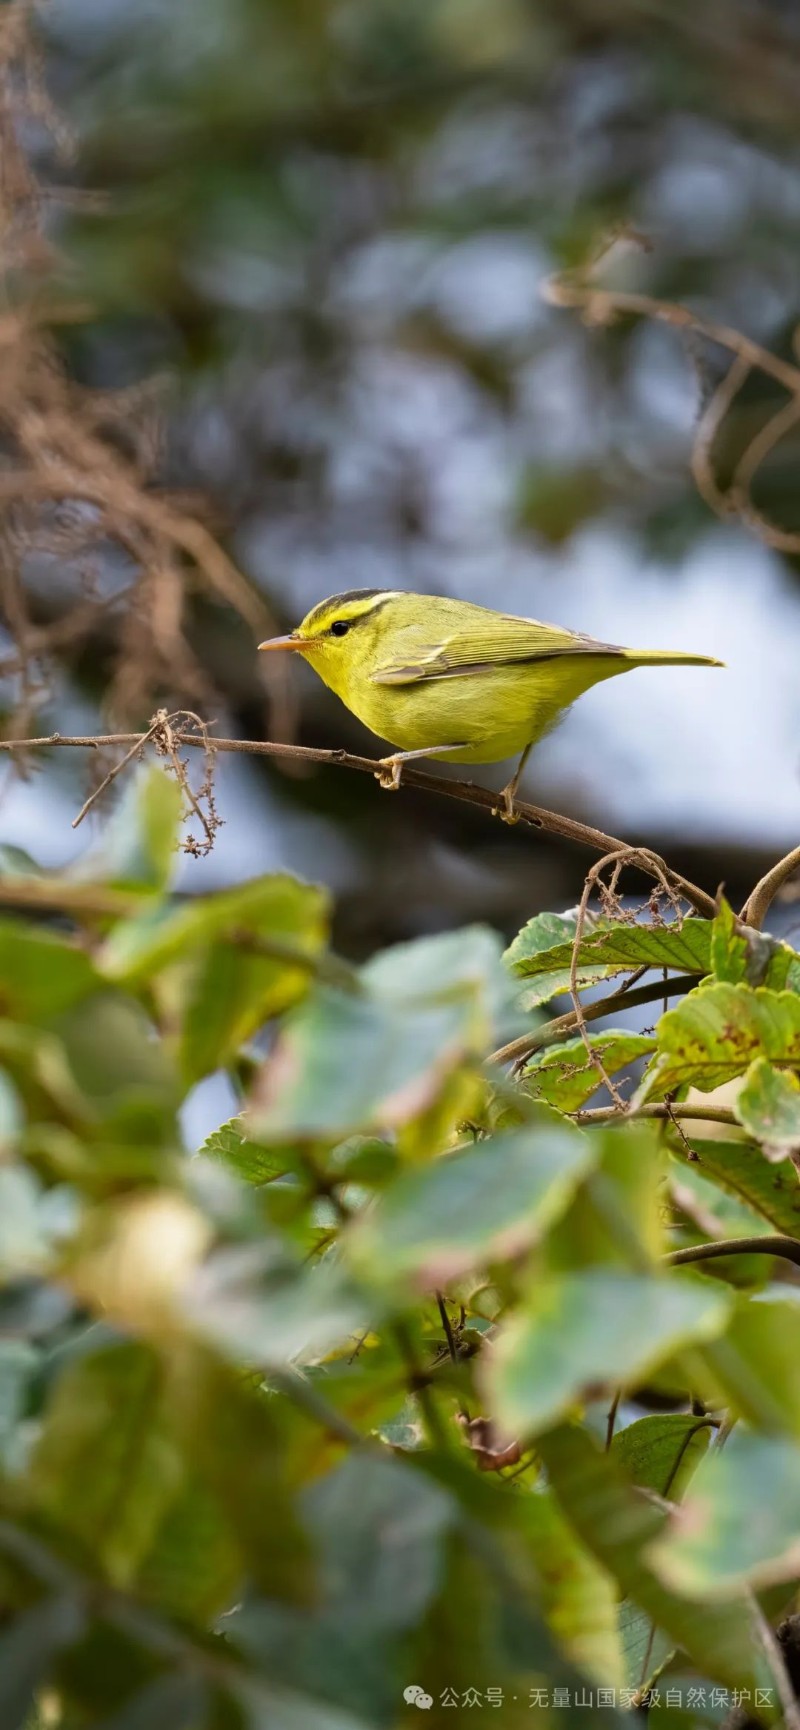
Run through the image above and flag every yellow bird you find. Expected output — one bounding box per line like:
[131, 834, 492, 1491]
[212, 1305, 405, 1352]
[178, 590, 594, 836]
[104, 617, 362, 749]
[259, 589, 722, 821]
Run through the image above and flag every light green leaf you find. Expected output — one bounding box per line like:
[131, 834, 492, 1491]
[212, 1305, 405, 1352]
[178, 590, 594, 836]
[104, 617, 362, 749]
[673, 1138, 800, 1235]
[537, 1424, 780, 1698]
[199, 1116, 296, 1184]
[250, 983, 480, 1140]
[98, 872, 328, 985]
[640, 982, 800, 1099]
[486, 1271, 730, 1437]
[525, 1488, 625, 1688]
[650, 1429, 800, 1594]
[735, 1056, 800, 1157]
[0, 1166, 51, 1277]
[523, 1030, 655, 1111]
[364, 923, 508, 1020]
[184, 1242, 369, 1368]
[348, 1118, 594, 1286]
[74, 765, 183, 892]
[0, 920, 98, 1021]
[611, 1413, 712, 1499]
[710, 895, 790, 988]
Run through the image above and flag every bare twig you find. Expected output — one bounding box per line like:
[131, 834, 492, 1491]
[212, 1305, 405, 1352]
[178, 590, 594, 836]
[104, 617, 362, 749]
[577, 1102, 738, 1128]
[0, 726, 719, 910]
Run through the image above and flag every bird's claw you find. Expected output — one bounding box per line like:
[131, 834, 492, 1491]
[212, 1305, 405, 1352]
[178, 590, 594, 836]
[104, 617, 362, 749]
[492, 786, 520, 825]
[376, 757, 403, 791]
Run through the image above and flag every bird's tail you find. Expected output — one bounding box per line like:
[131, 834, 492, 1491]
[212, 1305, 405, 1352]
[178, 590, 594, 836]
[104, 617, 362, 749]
[619, 647, 724, 669]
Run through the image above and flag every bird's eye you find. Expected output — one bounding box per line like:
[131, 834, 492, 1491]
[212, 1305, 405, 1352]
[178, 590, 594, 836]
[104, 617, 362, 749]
[330, 619, 350, 637]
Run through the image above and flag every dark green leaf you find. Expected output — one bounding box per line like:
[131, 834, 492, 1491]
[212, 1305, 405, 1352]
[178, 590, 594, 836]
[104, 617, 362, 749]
[611, 1413, 712, 1499]
[348, 1118, 593, 1286]
[27, 1340, 183, 1586]
[90, 1676, 209, 1730]
[486, 1271, 730, 1436]
[523, 1030, 655, 1111]
[0, 1596, 84, 1729]
[505, 913, 712, 1010]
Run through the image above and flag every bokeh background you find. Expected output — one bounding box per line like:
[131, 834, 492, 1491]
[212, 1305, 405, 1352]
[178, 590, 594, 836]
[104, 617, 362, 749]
[4, 0, 800, 960]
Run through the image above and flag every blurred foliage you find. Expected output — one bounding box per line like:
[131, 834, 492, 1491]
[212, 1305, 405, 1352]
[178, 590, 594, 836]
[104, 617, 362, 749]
[0, 767, 798, 1724]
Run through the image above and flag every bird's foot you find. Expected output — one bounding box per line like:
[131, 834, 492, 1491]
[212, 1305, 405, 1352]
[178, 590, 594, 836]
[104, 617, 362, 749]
[493, 783, 521, 825]
[375, 755, 403, 791]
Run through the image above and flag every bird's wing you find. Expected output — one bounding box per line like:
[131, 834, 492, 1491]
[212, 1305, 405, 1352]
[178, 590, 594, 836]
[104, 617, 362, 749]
[370, 613, 619, 686]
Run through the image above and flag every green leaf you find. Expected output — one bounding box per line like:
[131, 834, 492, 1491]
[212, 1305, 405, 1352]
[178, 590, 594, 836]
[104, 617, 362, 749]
[184, 1242, 369, 1368]
[674, 1138, 800, 1235]
[0, 1165, 52, 1277]
[0, 920, 98, 1022]
[735, 1056, 800, 1156]
[505, 913, 712, 1009]
[134, 1472, 242, 1624]
[0, 1339, 38, 1467]
[523, 1030, 655, 1111]
[98, 872, 328, 986]
[486, 1271, 730, 1437]
[304, 1452, 452, 1633]
[199, 1116, 297, 1184]
[0, 1596, 84, 1729]
[641, 982, 800, 1099]
[537, 1424, 779, 1698]
[524, 1489, 625, 1687]
[709, 895, 789, 987]
[250, 982, 480, 1141]
[81, 1677, 209, 1730]
[171, 1352, 313, 1604]
[27, 1340, 183, 1586]
[348, 1117, 593, 1286]
[703, 1297, 800, 1434]
[651, 1429, 800, 1594]
[73, 766, 183, 892]
[611, 1413, 712, 1499]
[364, 923, 508, 1016]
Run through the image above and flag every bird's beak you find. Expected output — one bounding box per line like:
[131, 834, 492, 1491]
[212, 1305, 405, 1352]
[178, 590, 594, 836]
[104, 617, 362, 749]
[258, 633, 305, 652]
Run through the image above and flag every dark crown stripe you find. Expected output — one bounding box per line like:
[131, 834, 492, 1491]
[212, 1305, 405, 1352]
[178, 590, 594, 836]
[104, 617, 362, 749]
[303, 588, 396, 631]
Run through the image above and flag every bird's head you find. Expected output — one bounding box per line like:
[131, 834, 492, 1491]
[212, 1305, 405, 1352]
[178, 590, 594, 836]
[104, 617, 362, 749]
[258, 588, 403, 696]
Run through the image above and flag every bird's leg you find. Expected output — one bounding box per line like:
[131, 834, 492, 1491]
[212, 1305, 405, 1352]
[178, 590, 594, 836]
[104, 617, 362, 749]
[495, 744, 532, 825]
[375, 744, 467, 790]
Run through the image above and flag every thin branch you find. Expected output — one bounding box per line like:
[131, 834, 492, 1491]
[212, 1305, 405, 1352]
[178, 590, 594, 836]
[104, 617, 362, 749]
[489, 972, 698, 1069]
[742, 843, 800, 930]
[578, 1102, 738, 1127]
[664, 1234, 800, 1270]
[0, 726, 718, 914]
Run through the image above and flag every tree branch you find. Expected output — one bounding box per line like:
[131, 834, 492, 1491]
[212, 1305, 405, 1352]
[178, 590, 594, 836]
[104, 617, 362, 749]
[742, 843, 800, 930]
[0, 726, 718, 915]
[490, 971, 699, 1069]
[664, 1234, 800, 1270]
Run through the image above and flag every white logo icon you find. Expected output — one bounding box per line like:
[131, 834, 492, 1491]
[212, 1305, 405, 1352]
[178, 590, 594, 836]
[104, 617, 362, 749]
[403, 1685, 433, 1710]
